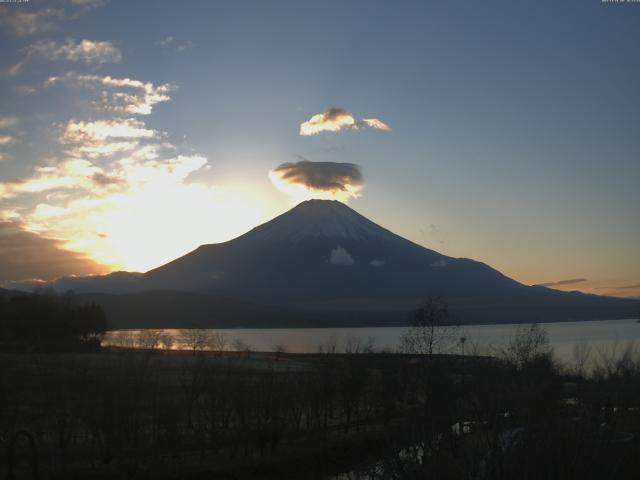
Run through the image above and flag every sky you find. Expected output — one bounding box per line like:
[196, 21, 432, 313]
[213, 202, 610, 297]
[0, 0, 639, 298]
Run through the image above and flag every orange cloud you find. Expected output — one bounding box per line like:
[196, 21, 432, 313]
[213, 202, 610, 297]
[300, 108, 391, 136]
[0, 221, 108, 286]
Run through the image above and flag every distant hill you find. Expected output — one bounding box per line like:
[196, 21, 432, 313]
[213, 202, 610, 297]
[78, 289, 635, 330]
[29, 200, 637, 327]
[79, 290, 410, 329]
[0, 287, 29, 299]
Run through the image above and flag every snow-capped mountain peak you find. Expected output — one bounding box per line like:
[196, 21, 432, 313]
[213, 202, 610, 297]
[242, 199, 403, 243]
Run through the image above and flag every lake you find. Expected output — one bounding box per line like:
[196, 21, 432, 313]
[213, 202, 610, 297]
[104, 318, 640, 366]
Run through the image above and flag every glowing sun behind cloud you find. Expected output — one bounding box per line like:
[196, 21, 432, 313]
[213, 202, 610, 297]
[0, 69, 270, 274]
[21, 158, 266, 273]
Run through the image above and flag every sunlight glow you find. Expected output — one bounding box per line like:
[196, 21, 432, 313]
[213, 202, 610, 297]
[22, 159, 268, 272]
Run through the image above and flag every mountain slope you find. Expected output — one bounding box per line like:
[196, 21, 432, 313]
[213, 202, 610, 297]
[40, 199, 636, 325]
[141, 200, 527, 309]
[79, 290, 409, 329]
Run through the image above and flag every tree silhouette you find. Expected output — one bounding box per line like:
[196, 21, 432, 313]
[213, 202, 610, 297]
[400, 297, 457, 356]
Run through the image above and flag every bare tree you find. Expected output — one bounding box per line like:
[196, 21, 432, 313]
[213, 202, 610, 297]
[232, 338, 251, 353]
[344, 335, 364, 354]
[363, 336, 377, 354]
[399, 297, 457, 356]
[273, 343, 288, 355]
[210, 330, 228, 354]
[593, 339, 640, 379]
[159, 332, 175, 350]
[571, 339, 592, 378]
[497, 323, 552, 369]
[179, 329, 211, 354]
[138, 330, 162, 350]
[317, 334, 338, 354]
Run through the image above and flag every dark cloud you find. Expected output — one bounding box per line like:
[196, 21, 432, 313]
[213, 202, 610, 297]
[324, 108, 349, 121]
[0, 221, 108, 286]
[272, 160, 363, 192]
[92, 172, 124, 186]
[536, 278, 587, 287]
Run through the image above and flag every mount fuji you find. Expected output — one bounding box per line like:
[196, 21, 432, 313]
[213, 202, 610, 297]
[47, 200, 635, 327]
[143, 200, 525, 307]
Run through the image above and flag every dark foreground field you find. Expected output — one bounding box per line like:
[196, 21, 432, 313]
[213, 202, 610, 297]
[2, 338, 640, 480]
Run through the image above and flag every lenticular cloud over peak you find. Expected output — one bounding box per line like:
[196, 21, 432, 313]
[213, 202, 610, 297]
[269, 160, 364, 203]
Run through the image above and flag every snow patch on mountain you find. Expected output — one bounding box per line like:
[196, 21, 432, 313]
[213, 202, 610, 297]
[329, 246, 355, 265]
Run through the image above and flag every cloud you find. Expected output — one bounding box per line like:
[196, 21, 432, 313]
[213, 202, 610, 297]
[299, 108, 391, 136]
[1, 149, 264, 272]
[14, 85, 37, 96]
[0, 61, 264, 276]
[0, 117, 18, 129]
[61, 118, 156, 142]
[0, 7, 65, 36]
[329, 246, 355, 265]
[49, 39, 120, 64]
[0, 159, 105, 198]
[591, 283, 640, 298]
[270, 160, 363, 202]
[10, 39, 121, 75]
[60, 118, 157, 158]
[0, 178, 25, 197]
[91, 172, 125, 187]
[360, 118, 392, 131]
[66, 140, 140, 159]
[18, 271, 143, 295]
[0, 0, 106, 36]
[0, 152, 209, 201]
[536, 278, 587, 287]
[0, 114, 18, 151]
[607, 283, 640, 291]
[0, 221, 108, 286]
[156, 36, 195, 53]
[615, 283, 640, 290]
[278, 159, 363, 191]
[46, 73, 172, 115]
[370, 259, 385, 267]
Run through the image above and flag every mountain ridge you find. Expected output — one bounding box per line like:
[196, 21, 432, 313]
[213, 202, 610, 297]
[235, 199, 410, 245]
[15, 199, 637, 327]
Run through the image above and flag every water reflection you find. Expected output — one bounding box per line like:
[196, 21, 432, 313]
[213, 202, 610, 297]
[103, 318, 640, 366]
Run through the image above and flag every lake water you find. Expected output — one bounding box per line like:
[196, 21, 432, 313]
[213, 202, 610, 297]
[104, 318, 640, 366]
